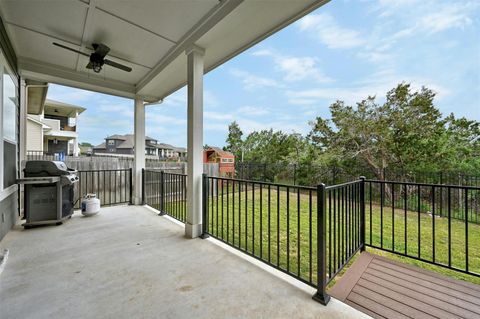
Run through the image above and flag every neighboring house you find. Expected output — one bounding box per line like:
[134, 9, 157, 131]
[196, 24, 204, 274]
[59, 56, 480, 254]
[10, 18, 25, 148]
[203, 147, 235, 177]
[158, 143, 187, 159]
[93, 134, 185, 159]
[174, 147, 187, 159]
[26, 99, 86, 156]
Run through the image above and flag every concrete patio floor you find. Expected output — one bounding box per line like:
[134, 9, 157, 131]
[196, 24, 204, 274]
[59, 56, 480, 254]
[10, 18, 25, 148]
[0, 205, 367, 319]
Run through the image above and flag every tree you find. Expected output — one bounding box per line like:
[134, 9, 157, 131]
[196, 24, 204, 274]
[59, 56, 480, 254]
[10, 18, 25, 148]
[224, 121, 243, 160]
[80, 142, 93, 147]
[308, 83, 446, 179]
[440, 114, 480, 172]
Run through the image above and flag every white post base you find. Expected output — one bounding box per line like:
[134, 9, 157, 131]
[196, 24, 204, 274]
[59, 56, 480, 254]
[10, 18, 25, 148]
[134, 197, 143, 206]
[185, 223, 202, 239]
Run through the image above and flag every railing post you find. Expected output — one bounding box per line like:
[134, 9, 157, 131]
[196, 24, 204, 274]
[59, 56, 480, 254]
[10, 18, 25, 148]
[141, 168, 145, 205]
[200, 173, 209, 239]
[159, 170, 166, 216]
[129, 168, 133, 204]
[313, 183, 330, 305]
[360, 176, 366, 252]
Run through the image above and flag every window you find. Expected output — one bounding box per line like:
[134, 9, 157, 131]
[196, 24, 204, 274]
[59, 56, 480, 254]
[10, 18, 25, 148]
[3, 71, 17, 142]
[68, 117, 76, 127]
[2, 68, 18, 188]
[107, 140, 115, 145]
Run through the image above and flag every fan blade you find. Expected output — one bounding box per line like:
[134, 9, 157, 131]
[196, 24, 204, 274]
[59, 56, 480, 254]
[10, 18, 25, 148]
[104, 59, 132, 72]
[53, 42, 89, 57]
[92, 43, 110, 58]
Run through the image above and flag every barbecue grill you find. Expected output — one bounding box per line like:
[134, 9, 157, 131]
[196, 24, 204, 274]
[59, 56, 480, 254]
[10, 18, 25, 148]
[17, 160, 79, 228]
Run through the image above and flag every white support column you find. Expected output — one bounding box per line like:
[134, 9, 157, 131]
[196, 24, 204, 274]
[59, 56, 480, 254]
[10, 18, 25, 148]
[19, 79, 27, 215]
[133, 97, 145, 205]
[19, 79, 27, 167]
[185, 44, 205, 238]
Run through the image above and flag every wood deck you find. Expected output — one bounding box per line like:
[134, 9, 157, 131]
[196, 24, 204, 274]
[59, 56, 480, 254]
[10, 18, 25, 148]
[329, 252, 480, 319]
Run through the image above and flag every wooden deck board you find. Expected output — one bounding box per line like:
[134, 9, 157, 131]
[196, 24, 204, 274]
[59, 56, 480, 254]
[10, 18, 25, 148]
[329, 252, 480, 319]
[370, 258, 480, 297]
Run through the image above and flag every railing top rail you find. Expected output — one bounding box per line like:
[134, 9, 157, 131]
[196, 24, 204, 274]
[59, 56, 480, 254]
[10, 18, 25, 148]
[207, 175, 317, 191]
[366, 179, 480, 190]
[325, 179, 362, 190]
[144, 169, 186, 176]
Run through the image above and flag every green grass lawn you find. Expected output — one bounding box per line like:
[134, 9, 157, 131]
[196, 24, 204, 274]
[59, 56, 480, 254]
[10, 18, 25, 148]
[203, 184, 480, 287]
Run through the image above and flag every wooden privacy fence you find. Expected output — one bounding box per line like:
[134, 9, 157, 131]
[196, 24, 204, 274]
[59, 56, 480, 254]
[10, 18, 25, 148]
[74, 169, 133, 208]
[26, 152, 187, 172]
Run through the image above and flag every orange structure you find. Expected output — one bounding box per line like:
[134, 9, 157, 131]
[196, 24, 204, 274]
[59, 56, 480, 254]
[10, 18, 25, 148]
[203, 147, 235, 177]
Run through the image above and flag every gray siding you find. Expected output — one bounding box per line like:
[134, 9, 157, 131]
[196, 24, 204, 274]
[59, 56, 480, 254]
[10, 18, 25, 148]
[0, 191, 18, 241]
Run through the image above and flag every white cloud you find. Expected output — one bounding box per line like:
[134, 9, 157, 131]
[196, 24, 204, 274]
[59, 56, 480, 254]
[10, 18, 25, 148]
[145, 113, 186, 126]
[204, 90, 220, 109]
[204, 111, 233, 121]
[420, 4, 474, 34]
[236, 105, 269, 116]
[47, 84, 97, 105]
[374, 0, 478, 35]
[297, 13, 365, 49]
[253, 49, 333, 83]
[230, 68, 281, 91]
[287, 70, 451, 106]
[97, 103, 133, 118]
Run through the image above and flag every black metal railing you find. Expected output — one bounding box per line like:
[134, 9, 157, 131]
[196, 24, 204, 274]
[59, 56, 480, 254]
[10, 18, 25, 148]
[74, 169, 132, 208]
[202, 175, 320, 289]
[140, 170, 479, 305]
[365, 180, 480, 277]
[143, 169, 187, 223]
[235, 162, 480, 188]
[325, 179, 365, 284]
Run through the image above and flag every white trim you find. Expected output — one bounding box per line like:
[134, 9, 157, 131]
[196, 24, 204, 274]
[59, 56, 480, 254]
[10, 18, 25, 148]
[145, 0, 331, 101]
[18, 57, 162, 102]
[0, 184, 18, 202]
[75, 0, 97, 72]
[136, 0, 243, 91]
[26, 115, 44, 126]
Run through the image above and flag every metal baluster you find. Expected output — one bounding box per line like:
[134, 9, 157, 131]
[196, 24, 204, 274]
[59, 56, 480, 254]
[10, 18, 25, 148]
[287, 186, 290, 272]
[465, 188, 469, 272]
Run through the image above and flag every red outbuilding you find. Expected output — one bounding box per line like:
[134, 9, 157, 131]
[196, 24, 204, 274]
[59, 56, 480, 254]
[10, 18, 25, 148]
[203, 147, 235, 177]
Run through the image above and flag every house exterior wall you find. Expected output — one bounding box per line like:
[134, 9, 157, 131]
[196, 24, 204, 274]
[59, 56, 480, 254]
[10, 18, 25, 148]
[26, 119, 43, 151]
[115, 148, 134, 155]
[0, 14, 19, 241]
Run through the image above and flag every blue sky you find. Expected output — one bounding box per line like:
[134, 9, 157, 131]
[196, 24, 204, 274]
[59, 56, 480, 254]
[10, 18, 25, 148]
[47, 0, 480, 148]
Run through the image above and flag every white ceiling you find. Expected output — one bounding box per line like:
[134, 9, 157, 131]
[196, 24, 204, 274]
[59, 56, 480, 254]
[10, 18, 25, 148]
[0, 0, 329, 102]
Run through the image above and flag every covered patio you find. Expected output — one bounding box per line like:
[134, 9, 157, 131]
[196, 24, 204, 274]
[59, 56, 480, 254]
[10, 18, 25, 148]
[1, 1, 479, 319]
[0, 205, 365, 319]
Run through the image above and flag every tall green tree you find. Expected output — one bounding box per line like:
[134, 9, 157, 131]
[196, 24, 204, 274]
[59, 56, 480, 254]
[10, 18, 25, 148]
[224, 121, 243, 160]
[308, 83, 446, 179]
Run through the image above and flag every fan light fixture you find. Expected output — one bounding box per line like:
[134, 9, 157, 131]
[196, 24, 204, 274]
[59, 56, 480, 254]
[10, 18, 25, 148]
[52, 42, 132, 73]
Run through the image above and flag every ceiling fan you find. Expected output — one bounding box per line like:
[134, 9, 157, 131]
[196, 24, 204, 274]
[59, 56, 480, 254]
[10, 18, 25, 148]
[52, 42, 132, 73]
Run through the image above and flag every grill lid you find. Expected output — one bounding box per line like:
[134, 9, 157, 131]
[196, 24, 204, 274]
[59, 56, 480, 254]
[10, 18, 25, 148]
[24, 160, 76, 177]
